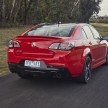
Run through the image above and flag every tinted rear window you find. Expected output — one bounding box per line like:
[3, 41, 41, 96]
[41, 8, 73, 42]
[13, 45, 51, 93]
[27, 24, 76, 37]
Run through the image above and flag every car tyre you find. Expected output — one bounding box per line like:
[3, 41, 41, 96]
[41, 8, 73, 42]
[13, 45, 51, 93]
[78, 56, 92, 83]
[18, 73, 33, 79]
[105, 53, 108, 65]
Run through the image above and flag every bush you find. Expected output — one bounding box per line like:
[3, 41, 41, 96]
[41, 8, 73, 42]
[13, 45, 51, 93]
[0, 22, 23, 28]
[90, 19, 108, 24]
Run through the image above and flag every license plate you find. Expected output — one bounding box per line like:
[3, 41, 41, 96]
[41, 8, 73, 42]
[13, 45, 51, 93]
[24, 60, 40, 68]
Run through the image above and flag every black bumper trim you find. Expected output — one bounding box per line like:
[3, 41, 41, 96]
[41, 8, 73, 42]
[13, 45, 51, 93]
[8, 63, 71, 77]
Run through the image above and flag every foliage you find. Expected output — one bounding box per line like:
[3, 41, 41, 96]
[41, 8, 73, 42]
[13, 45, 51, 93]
[0, 0, 102, 26]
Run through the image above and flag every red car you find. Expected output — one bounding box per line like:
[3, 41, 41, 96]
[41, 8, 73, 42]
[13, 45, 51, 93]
[8, 23, 108, 83]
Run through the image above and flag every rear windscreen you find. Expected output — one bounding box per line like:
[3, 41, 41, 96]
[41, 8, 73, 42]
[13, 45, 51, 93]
[27, 24, 76, 37]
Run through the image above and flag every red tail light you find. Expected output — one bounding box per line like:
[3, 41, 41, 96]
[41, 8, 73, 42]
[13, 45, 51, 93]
[49, 43, 60, 50]
[49, 42, 75, 50]
[8, 40, 20, 48]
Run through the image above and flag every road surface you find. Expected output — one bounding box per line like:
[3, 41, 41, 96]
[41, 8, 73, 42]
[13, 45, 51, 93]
[0, 65, 108, 108]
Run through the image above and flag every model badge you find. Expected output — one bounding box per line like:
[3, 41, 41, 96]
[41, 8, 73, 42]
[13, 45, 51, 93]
[31, 42, 37, 47]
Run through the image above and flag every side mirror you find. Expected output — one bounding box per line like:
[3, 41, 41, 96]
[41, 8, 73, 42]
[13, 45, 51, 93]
[101, 36, 108, 41]
[99, 36, 103, 40]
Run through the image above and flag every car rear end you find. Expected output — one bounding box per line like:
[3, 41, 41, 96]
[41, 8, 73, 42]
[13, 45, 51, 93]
[8, 23, 79, 78]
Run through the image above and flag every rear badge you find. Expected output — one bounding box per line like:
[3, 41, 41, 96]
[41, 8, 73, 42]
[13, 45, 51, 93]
[31, 42, 37, 47]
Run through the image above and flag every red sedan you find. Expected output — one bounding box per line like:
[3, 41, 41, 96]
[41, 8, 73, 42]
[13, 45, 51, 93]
[8, 23, 108, 83]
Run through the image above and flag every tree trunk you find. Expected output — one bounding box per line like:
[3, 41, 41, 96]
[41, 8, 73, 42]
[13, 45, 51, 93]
[24, 0, 27, 25]
[24, 0, 33, 25]
[9, 0, 16, 22]
[9, 0, 23, 22]
[2, 0, 5, 22]
[0, 0, 3, 21]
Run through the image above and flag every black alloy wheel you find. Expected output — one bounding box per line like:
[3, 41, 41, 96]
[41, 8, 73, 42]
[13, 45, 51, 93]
[78, 56, 92, 83]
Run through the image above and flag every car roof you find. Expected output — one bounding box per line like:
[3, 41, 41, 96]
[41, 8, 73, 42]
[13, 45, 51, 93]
[76, 23, 90, 27]
[40, 23, 89, 28]
[40, 23, 77, 26]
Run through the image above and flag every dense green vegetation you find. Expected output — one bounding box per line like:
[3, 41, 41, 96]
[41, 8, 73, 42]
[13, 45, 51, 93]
[90, 19, 108, 24]
[0, 27, 30, 76]
[0, 0, 102, 26]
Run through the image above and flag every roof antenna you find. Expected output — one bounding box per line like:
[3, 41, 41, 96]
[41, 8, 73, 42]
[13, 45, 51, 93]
[58, 21, 61, 27]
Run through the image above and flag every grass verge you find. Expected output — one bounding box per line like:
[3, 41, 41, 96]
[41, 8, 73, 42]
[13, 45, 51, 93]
[0, 27, 30, 76]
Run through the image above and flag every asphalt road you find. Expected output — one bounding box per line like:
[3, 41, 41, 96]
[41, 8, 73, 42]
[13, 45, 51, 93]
[0, 65, 108, 108]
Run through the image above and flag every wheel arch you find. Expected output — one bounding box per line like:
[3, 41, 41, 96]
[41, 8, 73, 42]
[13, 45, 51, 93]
[82, 48, 93, 62]
[87, 53, 92, 60]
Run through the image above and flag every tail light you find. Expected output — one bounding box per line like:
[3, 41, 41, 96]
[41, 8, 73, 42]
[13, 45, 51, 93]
[8, 40, 20, 48]
[49, 43, 60, 50]
[49, 42, 75, 50]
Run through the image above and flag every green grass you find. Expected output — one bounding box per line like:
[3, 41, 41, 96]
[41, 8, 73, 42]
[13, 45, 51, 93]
[0, 27, 30, 76]
[0, 24, 108, 76]
[92, 23, 108, 36]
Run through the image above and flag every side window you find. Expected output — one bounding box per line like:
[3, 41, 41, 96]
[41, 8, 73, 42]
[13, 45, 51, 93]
[83, 26, 94, 39]
[82, 29, 87, 39]
[89, 26, 100, 40]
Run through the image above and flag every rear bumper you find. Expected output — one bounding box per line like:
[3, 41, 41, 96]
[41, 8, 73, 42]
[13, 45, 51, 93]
[8, 48, 84, 77]
[8, 63, 71, 77]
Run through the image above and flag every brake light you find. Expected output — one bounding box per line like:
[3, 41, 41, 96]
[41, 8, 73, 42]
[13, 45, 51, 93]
[59, 42, 75, 50]
[8, 40, 20, 48]
[8, 40, 13, 48]
[49, 43, 60, 50]
[49, 42, 75, 50]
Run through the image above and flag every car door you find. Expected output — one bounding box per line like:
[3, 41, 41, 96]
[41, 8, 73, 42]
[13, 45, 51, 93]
[82, 25, 101, 65]
[89, 25, 107, 61]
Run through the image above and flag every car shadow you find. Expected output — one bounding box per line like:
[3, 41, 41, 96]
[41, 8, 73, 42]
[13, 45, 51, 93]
[9, 64, 108, 92]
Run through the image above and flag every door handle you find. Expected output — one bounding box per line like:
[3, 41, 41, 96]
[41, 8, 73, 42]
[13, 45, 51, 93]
[89, 42, 92, 45]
